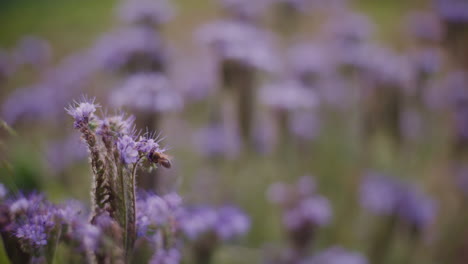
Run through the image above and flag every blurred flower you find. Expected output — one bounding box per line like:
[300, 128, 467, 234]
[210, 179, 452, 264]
[260, 80, 319, 111]
[407, 11, 444, 42]
[137, 192, 183, 237]
[410, 48, 443, 80]
[305, 246, 368, 264]
[2, 52, 97, 124]
[290, 110, 321, 142]
[45, 134, 88, 174]
[118, 0, 175, 26]
[180, 205, 250, 241]
[111, 73, 183, 113]
[197, 20, 279, 73]
[13, 36, 52, 68]
[268, 176, 332, 251]
[434, 0, 468, 24]
[93, 27, 167, 73]
[322, 12, 374, 48]
[287, 43, 337, 87]
[194, 121, 241, 159]
[360, 172, 436, 232]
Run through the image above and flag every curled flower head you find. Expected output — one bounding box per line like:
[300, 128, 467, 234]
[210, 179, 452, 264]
[117, 135, 139, 164]
[66, 97, 99, 128]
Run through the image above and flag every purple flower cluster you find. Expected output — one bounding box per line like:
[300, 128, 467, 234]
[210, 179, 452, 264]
[360, 172, 436, 233]
[180, 205, 250, 242]
[197, 20, 279, 73]
[137, 192, 183, 237]
[268, 176, 332, 251]
[4, 194, 63, 253]
[111, 73, 183, 113]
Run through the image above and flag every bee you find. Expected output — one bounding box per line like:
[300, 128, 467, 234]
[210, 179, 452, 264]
[148, 150, 172, 169]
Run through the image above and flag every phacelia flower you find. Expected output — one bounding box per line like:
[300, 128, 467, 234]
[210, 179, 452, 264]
[66, 98, 99, 128]
[117, 135, 139, 164]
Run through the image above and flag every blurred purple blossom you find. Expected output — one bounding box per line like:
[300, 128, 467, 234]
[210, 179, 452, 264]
[268, 176, 332, 250]
[260, 80, 319, 111]
[197, 20, 280, 73]
[305, 246, 368, 264]
[136, 192, 183, 237]
[180, 205, 250, 242]
[287, 43, 337, 87]
[407, 11, 444, 42]
[45, 134, 88, 174]
[93, 27, 167, 73]
[13, 36, 52, 68]
[322, 12, 374, 47]
[434, 0, 468, 23]
[290, 110, 321, 142]
[118, 0, 175, 26]
[360, 172, 436, 231]
[111, 73, 183, 112]
[2, 52, 98, 124]
[194, 121, 241, 159]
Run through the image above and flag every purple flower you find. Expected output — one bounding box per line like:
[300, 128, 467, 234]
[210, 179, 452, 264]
[283, 195, 332, 231]
[15, 223, 48, 248]
[118, 0, 175, 26]
[45, 135, 88, 174]
[13, 36, 52, 68]
[360, 172, 436, 231]
[322, 12, 374, 47]
[287, 43, 337, 87]
[434, 0, 468, 23]
[194, 121, 241, 159]
[360, 173, 402, 216]
[290, 110, 321, 142]
[137, 192, 183, 237]
[117, 135, 139, 164]
[215, 207, 250, 240]
[65, 97, 99, 127]
[93, 27, 167, 73]
[97, 114, 136, 136]
[260, 80, 319, 111]
[306, 246, 368, 264]
[196, 20, 279, 72]
[180, 205, 250, 242]
[407, 11, 444, 42]
[111, 73, 183, 112]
